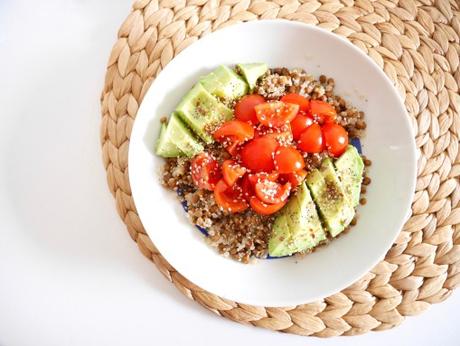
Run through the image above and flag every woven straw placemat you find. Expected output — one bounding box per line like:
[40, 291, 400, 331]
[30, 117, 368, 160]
[101, 0, 460, 337]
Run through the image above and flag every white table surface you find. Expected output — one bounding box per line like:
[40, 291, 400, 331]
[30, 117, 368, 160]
[0, 1, 458, 345]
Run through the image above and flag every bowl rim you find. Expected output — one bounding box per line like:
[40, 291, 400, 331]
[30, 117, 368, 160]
[128, 19, 417, 306]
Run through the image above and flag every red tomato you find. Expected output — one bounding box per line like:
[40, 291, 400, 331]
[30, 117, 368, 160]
[213, 120, 254, 143]
[273, 146, 305, 174]
[222, 160, 246, 186]
[241, 174, 254, 201]
[310, 100, 336, 123]
[240, 136, 278, 173]
[214, 179, 248, 213]
[255, 123, 293, 145]
[279, 169, 308, 187]
[225, 137, 240, 157]
[255, 179, 291, 204]
[322, 123, 349, 157]
[234, 94, 265, 124]
[281, 93, 310, 112]
[247, 172, 279, 186]
[250, 196, 287, 215]
[191, 153, 221, 190]
[290, 112, 314, 140]
[298, 123, 324, 153]
[255, 101, 299, 128]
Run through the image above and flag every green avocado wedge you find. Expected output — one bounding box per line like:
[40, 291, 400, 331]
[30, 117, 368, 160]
[199, 65, 248, 101]
[155, 122, 183, 158]
[335, 145, 364, 207]
[269, 182, 327, 257]
[175, 83, 233, 144]
[237, 63, 268, 91]
[306, 159, 355, 237]
[155, 113, 204, 158]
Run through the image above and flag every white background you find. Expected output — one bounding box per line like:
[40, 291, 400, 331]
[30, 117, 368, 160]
[0, 1, 458, 345]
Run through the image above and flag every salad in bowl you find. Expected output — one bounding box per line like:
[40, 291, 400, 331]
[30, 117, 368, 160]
[156, 63, 371, 263]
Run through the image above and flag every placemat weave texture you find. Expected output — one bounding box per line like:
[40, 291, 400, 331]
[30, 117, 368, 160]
[100, 0, 460, 336]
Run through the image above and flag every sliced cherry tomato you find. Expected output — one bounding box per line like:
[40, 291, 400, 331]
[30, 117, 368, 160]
[290, 112, 314, 140]
[322, 123, 349, 157]
[234, 94, 265, 124]
[250, 196, 287, 215]
[222, 160, 246, 186]
[247, 172, 279, 186]
[241, 174, 254, 201]
[281, 93, 310, 112]
[240, 136, 278, 173]
[213, 120, 254, 143]
[225, 137, 240, 157]
[191, 153, 221, 190]
[214, 179, 248, 213]
[298, 123, 324, 153]
[255, 123, 293, 144]
[273, 146, 305, 174]
[310, 100, 336, 123]
[255, 101, 299, 128]
[255, 179, 291, 204]
[279, 169, 308, 187]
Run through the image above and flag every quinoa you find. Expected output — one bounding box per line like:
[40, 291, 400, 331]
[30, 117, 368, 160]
[160, 66, 370, 263]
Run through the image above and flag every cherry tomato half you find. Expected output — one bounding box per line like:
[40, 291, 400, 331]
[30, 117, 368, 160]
[225, 137, 240, 157]
[281, 93, 310, 112]
[241, 174, 254, 201]
[255, 101, 299, 128]
[222, 160, 246, 187]
[240, 136, 278, 173]
[273, 146, 305, 174]
[279, 169, 308, 187]
[322, 123, 349, 157]
[250, 196, 287, 215]
[191, 153, 221, 190]
[255, 179, 291, 204]
[298, 123, 324, 153]
[310, 100, 336, 123]
[214, 179, 248, 213]
[213, 120, 254, 143]
[234, 94, 265, 124]
[247, 172, 279, 186]
[255, 123, 293, 145]
[290, 112, 314, 141]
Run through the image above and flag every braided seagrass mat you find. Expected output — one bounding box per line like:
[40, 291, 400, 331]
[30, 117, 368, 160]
[101, 0, 460, 337]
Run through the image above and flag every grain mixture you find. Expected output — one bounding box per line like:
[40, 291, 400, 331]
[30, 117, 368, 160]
[161, 67, 369, 263]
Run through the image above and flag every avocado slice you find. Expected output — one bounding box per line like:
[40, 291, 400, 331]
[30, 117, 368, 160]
[175, 83, 233, 144]
[306, 159, 355, 237]
[155, 113, 204, 158]
[155, 122, 183, 158]
[269, 214, 297, 257]
[335, 145, 364, 207]
[199, 65, 248, 101]
[237, 63, 268, 91]
[269, 182, 326, 257]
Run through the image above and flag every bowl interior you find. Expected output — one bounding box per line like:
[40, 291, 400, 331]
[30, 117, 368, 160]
[128, 20, 416, 306]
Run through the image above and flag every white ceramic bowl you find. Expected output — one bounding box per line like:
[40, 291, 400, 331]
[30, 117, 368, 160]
[129, 20, 417, 307]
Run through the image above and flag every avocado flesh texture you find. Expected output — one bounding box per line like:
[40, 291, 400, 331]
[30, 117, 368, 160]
[199, 65, 248, 101]
[306, 159, 355, 237]
[269, 182, 326, 257]
[269, 214, 297, 257]
[237, 63, 268, 91]
[335, 145, 364, 207]
[155, 122, 184, 158]
[175, 83, 233, 144]
[156, 113, 204, 158]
